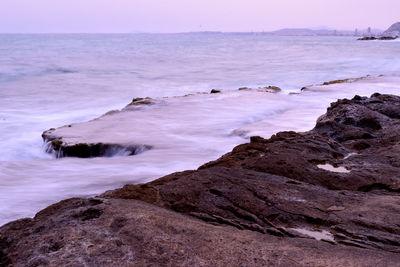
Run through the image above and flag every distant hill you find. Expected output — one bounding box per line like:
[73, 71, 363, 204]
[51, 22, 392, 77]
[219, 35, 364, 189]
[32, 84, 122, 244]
[268, 28, 381, 37]
[271, 28, 333, 36]
[381, 22, 400, 37]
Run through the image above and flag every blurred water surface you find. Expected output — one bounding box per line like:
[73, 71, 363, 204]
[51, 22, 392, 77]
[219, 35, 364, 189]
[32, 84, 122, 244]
[0, 33, 399, 224]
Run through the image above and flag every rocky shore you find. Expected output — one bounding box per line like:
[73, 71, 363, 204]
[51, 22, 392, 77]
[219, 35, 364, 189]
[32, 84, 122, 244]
[2, 91, 400, 265]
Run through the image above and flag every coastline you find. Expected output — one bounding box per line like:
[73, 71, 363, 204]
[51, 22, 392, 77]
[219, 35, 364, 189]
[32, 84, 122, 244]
[2, 84, 400, 264]
[1, 75, 400, 227]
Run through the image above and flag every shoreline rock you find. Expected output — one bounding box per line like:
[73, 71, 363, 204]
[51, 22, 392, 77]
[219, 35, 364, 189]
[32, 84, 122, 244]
[2, 93, 400, 265]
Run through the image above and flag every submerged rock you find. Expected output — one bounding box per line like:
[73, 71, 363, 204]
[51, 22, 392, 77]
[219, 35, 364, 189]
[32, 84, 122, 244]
[263, 86, 281, 92]
[321, 77, 366, 86]
[3, 93, 400, 265]
[210, 89, 221, 94]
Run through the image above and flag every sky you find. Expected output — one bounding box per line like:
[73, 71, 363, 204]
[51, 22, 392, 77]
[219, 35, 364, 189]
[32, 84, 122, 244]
[0, 0, 399, 33]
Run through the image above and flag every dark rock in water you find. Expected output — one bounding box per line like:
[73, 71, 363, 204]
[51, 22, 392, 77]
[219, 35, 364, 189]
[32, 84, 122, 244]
[127, 97, 154, 106]
[42, 132, 151, 158]
[322, 78, 354, 85]
[319, 77, 365, 86]
[358, 36, 377, 40]
[3, 93, 400, 265]
[358, 36, 397, 41]
[210, 89, 221, 94]
[378, 36, 398, 40]
[263, 86, 281, 92]
[381, 22, 400, 38]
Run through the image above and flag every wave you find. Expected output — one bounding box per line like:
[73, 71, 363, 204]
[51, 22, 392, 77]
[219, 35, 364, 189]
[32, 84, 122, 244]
[0, 67, 78, 82]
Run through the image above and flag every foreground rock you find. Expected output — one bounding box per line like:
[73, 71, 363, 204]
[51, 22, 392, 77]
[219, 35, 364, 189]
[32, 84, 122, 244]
[2, 93, 400, 265]
[2, 198, 396, 267]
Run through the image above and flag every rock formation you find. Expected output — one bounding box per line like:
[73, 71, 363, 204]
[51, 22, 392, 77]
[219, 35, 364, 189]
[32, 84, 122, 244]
[2, 93, 400, 265]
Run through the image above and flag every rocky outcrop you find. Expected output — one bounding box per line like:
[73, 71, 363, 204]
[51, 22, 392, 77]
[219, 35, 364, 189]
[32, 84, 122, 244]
[42, 130, 151, 158]
[2, 93, 400, 265]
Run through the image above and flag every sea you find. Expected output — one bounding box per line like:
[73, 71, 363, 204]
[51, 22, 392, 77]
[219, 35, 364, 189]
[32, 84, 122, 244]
[1, 33, 400, 225]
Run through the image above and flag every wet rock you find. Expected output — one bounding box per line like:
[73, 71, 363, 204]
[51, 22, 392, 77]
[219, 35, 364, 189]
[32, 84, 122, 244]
[210, 89, 221, 94]
[378, 36, 398, 40]
[322, 78, 353, 85]
[127, 97, 154, 106]
[42, 132, 151, 158]
[358, 36, 398, 41]
[321, 77, 366, 86]
[358, 36, 377, 41]
[263, 85, 281, 92]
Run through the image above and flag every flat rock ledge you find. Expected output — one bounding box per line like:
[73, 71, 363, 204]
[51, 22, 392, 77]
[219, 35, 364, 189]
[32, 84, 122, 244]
[2, 93, 400, 266]
[41, 87, 280, 159]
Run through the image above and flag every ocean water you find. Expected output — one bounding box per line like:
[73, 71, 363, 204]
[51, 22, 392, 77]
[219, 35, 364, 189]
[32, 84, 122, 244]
[0, 33, 400, 225]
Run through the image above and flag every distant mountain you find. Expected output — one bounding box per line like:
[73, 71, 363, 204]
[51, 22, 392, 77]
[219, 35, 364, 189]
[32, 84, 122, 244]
[381, 22, 400, 37]
[268, 28, 381, 37]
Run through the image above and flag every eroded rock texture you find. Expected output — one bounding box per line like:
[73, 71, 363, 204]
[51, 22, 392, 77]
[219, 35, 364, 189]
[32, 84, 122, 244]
[2, 93, 400, 266]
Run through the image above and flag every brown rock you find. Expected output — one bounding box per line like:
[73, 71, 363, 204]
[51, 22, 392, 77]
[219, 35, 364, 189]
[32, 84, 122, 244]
[1, 198, 399, 266]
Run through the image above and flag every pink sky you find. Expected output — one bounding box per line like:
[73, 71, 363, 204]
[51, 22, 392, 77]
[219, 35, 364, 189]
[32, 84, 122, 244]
[1, 0, 399, 33]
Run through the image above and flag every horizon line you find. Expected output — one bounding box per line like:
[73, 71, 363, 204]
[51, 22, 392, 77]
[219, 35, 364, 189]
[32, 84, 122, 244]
[0, 28, 383, 35]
